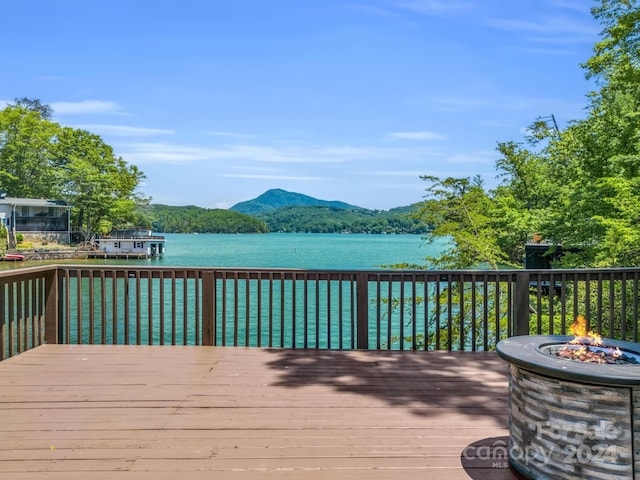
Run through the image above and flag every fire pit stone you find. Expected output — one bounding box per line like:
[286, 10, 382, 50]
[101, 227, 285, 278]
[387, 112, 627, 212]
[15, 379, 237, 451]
[497, 334, 640, 479]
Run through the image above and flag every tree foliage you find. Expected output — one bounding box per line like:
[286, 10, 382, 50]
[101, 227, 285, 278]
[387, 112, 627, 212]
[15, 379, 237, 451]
[148, 204, 269, 233]
[0, 99, 148, 241]
[417, 0, 640, 269]
[257, 205, 429, 234]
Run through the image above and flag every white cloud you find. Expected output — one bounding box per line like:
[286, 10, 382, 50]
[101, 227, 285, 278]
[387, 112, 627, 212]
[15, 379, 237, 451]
[369, 170, 428, 177]
[121, 141, 428, 165]
[390, 0, 473, 16]
[487, 16, 598, 38]
[545, 0, 591, 13]
[120, 143, 215, 164]
[72, 124, 175, 136]
[220, 174, 326, 181]
[442, 151, 496, 165]
[51, 100, 125, 115]
[209, 131, 257, 139]
[519, 47, 576, 56]
[390, 131, 445, 140]
[435, 95, 582, 115]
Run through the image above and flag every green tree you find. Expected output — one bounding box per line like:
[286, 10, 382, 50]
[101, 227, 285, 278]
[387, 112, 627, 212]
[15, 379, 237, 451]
[0, 102, 60, 198]
[0, 99, 149, 243]
[52, 127, 147, 241]
[418, 0, 640, 269]
[417, 175, 509, 269]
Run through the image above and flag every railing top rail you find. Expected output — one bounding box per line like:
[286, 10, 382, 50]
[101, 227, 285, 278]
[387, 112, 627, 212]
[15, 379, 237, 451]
[3, 264, 640, 279]
[0, 264, 58, 279]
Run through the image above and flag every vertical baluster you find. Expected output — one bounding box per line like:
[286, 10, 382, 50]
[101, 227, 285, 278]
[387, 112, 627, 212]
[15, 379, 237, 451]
[171, 270, 177, 345]
[148, 271, 153, 346]
[234, 272, 239, 347]
[280, 275, 285, 348]
[399, 276, 405, 351]
[245, 273, 251, 347]
[548, 272, 555, 335]
[77, 270, 82, 344]
[111, 270, 118, 344]
[183, 271, 188, 345]
[100, 271, 106, 344]
[159, 272, 165, 345]
[8, 283, 14, 357]
[446, 276, 453, 350]
[495, 276, 501, 347]
[302, 273, 308, 349]
[195, 271, 200, 346]
[257, 273, 262, 348]
[16, 281, 22, 353]
[376, 274, 381, 350]
[135, 271, 141, 345]
[471, 274, 477, 351]
[633, 272, 639, 343]
[435, 279, 441, 350]
[88, 270, 94, 344]
[327, 276, 331, 349]
[221, 273, 227, 346]
[351, 275, 357, 350]
[291, 273, 296, 348]
[458, 277, 464, 351]
[339, 274, 344, 350]
[609, 272, 615, 338]
[560, 273, 567, 333]
[315, 275, 320, 348]
[65, 271, 71, 344]
[268, 273, 274, 348]
[411, 275, 417, 351]
[621, 273, 628, 340]
[387, 276, 392, 350]
[0, 283, 5, 360]
[423, 275, 429, 351]
[124, 270, 130, 345]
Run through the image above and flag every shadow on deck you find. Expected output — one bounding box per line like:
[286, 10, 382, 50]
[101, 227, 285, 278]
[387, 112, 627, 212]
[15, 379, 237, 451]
[0, 345, 521, 479]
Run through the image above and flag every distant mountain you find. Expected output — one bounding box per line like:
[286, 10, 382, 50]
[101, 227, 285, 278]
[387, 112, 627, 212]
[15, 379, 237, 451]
[230, 189, 361, 216]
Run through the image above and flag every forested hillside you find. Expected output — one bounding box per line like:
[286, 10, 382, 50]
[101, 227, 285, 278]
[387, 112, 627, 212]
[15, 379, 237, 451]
[148, 204, 268, 233]
[256, 205, 429, 234]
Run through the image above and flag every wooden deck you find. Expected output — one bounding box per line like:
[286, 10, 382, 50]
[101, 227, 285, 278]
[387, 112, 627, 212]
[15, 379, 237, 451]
[0, 345, 522, 479]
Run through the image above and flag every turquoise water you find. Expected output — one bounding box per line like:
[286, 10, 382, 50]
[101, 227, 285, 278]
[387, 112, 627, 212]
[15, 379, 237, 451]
[158, 233, 441, 269]
[3, 233, 442, 271]
[6, 234, 468, 351]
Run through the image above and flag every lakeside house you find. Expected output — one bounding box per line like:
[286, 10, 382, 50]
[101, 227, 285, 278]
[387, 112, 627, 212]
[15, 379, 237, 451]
[0, 195, 72, 244]
[93, 229, 165, 258]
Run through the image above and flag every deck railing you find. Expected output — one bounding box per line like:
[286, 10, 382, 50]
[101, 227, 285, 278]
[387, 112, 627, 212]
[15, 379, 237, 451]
[2, 265, 640, 359]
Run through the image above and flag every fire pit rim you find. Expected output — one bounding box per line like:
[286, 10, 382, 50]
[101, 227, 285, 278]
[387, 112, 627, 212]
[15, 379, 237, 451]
[496, 335, 640, 386]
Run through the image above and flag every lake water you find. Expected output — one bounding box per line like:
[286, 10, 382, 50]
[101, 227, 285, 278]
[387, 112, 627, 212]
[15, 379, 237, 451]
[158, 233, 443, 269]
[3, 233, 446, 271]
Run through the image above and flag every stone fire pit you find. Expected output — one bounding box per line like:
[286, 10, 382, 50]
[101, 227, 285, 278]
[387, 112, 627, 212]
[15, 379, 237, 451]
[497, 334, 640, 479]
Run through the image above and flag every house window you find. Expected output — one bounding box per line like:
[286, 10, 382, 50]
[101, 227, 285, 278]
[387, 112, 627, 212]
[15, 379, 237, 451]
[114, 242, 121, 249]
[134, 241, 143, 249]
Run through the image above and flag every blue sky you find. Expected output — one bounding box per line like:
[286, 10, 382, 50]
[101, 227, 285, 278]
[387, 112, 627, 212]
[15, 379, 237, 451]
[1, 0, 600, 210]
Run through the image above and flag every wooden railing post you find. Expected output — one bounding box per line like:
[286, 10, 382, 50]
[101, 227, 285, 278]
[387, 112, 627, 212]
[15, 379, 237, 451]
[356, 273, 369, 349]
[202, 271, 215, 346]
[513, 272, 531, 337]
[44, 269, 61, 344]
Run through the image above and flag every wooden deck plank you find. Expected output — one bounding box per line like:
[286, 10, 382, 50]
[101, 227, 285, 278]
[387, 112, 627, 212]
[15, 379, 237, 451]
[0, 345, 520, 479]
